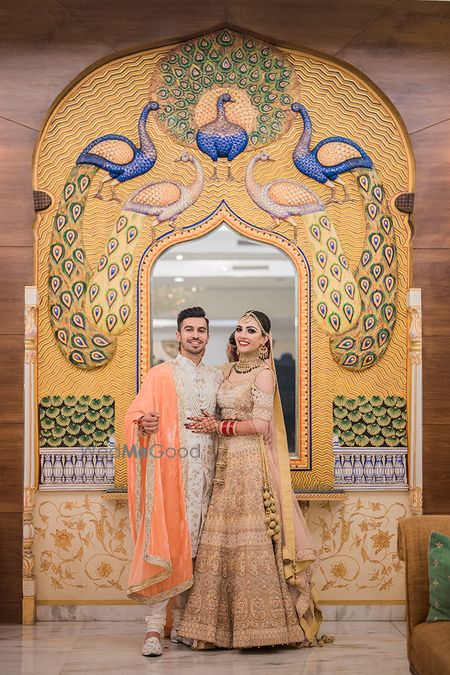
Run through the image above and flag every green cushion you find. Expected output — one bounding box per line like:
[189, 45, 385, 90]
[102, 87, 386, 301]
[427, 531, 450, 622]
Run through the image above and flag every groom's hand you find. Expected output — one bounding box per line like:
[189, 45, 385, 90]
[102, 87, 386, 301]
[139, 411, 160, 434]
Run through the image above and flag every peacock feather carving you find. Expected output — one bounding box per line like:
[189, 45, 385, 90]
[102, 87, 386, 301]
[246, 152, 362, 335]
[291, 102, 373, 203]
[328, 169, 398, 369]
[76, 102, 159, 201]
[48, 151, 205, 368]
[299, 170, 397, 369]
[150, 29, 300, 150]
[48, 165, 149, 368]
[245, 154, 397, 369]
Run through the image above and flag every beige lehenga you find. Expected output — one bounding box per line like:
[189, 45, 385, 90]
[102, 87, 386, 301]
[179, 364, 322, 649]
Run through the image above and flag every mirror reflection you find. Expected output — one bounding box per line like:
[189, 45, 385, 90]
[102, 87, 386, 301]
[151, 224, 298, 454]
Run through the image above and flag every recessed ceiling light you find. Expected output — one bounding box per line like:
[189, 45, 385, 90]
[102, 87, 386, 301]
[174, 276, 184, 282]
[176, 254, 183, 261]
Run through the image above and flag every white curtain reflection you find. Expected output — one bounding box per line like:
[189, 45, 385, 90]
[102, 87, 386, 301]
[151, 224, 298, 454]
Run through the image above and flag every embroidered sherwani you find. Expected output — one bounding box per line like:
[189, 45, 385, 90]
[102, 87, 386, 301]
[172, 354, 223, 557]
[125, 355, 222, 604]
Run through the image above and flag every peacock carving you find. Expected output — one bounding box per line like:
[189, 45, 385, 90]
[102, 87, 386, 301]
[245, 153, 398, 369]
[151, 30, 300, 150]
[246, 152, 362, 334]
[124, 152, 205, 240]
[76, 101, 159, 201]
[327, 170, 398, 369]
[245, 151, 325, 232]
[48, 150, 205, 369]
[196, 93, 248, 181]
[291, 102, 373, 204]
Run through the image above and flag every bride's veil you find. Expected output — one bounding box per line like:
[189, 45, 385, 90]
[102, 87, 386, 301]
[264, 333, 323, 639]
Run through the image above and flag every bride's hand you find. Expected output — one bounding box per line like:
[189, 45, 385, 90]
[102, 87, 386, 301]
[185, 411, 218, 433]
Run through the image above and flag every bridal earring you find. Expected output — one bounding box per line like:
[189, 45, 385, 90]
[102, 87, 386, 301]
[259, 343, 269, 360]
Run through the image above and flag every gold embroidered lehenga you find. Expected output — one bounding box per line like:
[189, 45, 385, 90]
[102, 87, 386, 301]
[179, 363, 322, 649]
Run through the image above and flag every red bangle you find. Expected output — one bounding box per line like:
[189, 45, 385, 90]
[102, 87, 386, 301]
[219, 420, 237, 436]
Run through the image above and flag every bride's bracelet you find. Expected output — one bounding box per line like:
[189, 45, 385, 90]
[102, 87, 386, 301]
[218, 420, 238, 436]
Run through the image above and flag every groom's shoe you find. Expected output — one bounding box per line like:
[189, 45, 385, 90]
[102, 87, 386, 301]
[142, 631, 163, 657]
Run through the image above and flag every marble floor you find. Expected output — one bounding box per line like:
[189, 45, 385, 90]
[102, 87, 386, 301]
[0, 621, 410, 674]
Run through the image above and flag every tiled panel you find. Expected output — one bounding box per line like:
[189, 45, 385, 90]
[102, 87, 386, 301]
[422, 338, 450, 425]
[0, 336, 25, 425]
[0, 513, 22, 605]
[0, 247, 33, 334]
[338, 0, 450, 134]
[411, 119, 450, 250]
[0, 118, 37, 247]
[0, 424, 23, 511]
[0, 0, 112, 129]
[413, 249, 450, 336]
[59, 0, 226, 51]
[228, 0, 397, 55]
[423, 424, 450, 514]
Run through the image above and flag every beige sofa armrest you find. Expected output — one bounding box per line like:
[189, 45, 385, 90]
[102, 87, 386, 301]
[398, 515, 450, 635]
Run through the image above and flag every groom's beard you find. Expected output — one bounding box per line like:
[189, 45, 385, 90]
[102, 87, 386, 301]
[181, 338, 207, 355]
[182, 341, 206, 357]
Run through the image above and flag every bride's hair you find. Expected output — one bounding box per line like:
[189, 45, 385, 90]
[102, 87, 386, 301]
[245, 310, 271, 335]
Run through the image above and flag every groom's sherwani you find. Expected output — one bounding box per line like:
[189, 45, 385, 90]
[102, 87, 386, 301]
[125, 354, 222, 604]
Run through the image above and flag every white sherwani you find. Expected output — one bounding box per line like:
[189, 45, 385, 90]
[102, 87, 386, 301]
[171, 354, 223, 556]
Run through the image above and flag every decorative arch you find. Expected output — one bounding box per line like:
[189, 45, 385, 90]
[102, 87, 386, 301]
[137, 200, 312, 467]
[29, 27, 415, 498]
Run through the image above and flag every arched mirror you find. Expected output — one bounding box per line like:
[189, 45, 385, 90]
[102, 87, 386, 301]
[150, 223, 298, 454]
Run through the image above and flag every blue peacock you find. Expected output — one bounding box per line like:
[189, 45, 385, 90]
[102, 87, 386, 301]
[246, 152, 398, 370]
[48, 106, 207, 370]
[76, 101, 159, 201]
[196, 93, 248, 180]
[291, 102, 373, 204]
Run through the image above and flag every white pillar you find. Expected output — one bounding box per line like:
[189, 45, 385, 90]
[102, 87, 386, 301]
[407, 288, 423, 515]
[23, 286, 39, 624]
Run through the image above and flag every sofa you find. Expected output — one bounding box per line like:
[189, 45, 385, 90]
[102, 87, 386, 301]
[398, 515, 450, 675]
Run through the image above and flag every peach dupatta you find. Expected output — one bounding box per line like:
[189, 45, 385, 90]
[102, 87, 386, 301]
[125, 362, 193, 603]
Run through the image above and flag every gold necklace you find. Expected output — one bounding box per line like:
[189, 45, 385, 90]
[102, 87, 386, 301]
[234, 351, 264, 374]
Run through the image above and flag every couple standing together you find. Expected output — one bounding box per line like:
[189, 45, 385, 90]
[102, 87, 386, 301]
[125, 306, 324, 657]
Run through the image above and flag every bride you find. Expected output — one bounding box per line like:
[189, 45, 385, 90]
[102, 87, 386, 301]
[179, 310, 324, 649]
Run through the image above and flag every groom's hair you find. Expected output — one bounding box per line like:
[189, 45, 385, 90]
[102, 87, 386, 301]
[177, 306, 209, 332]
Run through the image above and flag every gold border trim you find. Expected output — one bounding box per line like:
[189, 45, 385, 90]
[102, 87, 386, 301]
[36, 598, 405, 606]
[138, 201, 311, 469]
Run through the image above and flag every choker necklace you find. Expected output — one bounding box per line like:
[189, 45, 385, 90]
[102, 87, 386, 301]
[234, 351, 264, 374]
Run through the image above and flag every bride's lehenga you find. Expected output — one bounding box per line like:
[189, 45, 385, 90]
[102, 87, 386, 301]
[179, 365, 321, 649]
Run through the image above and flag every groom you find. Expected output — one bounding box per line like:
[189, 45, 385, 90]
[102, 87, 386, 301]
[125, 306, 222, 657]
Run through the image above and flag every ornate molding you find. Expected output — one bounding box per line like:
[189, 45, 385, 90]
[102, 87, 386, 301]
[333, 447, 407, 489]
[23, 287, 39, 624]
[408, 486, 423, 516]
[406, 289, 423, 515]
[39, 447, 115, 489]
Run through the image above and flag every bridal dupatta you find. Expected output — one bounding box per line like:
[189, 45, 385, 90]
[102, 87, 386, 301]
[263, 339, 323, 640]
[125, 362, 193, 602]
